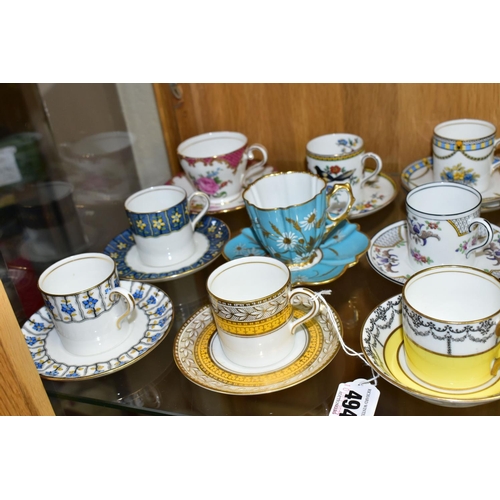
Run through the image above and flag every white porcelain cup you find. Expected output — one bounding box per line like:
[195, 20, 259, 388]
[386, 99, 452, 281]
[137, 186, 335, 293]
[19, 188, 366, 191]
[38, 253, 137, 356]
[306, 133, 382, 203]
[207, 256, 320, 368]
[125, 185, 210, 267]
[406, 182, 493, 269]
[402, 265, 500, 390]
[177, 131, 268, 206]
[433, 118, 500, 193]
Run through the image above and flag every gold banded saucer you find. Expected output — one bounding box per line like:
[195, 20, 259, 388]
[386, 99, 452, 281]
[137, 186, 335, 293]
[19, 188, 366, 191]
[361, 294, 500, 407]
[173, 302, 342, 395]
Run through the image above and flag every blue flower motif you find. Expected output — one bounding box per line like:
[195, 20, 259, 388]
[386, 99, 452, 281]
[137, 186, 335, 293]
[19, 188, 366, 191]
[61, 303, 75, 315]
[114, 279, 120, 288]
[158, 317, 167, 327]
[33, 322, 46, 332]
[45, 370, 60, 376]
[147, 296, 157, 305]
[150, 333, 161, 342]
[25, 336, 38, 346]
[156, 305, 166, 316]
[45, 300, 54, 311]
[83, 296, 98, 308]
[133, 290, 144, 300]
[66, 372, 81, 378]
[35, 362, 44, 369]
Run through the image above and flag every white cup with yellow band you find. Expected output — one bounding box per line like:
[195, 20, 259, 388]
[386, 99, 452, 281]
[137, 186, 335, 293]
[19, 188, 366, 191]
[402, 265, 500, 391]
[207, 256, 320, 368]
[433, 118, 500, 193]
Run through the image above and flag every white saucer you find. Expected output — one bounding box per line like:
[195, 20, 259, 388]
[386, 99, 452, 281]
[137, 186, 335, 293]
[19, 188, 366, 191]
[361, 295, 500, 407]
[401, 156, 500, 212]
[173, 302, 342, 395]
[104, 216, 230, 283]
[166, 166, 275, 214]
[328, 172, 398, 219]
[22, 280, 174, 380]
[367, 220, 500, 285]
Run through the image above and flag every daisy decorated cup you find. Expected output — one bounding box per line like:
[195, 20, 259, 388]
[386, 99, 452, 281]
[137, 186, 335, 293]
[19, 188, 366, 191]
[125, 185, 209, 267]
[433, 118, 500, 193]
[207, 256, 320, 368]
[406, 182, 493, 270]
[242, 171, 354, 268]
[402, 265, 500, 390]
[306, 133, 382, 203]
[38, 253, 137, 356]
[177, 131, 268, 206]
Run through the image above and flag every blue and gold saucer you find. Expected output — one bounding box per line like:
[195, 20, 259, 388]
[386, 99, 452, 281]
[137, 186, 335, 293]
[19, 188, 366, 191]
[104, 216, 230, 283]
[222, 220, 369, 286]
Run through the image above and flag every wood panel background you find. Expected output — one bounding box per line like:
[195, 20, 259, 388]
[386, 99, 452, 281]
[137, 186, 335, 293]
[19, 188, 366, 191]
[153, 83, 500, 177]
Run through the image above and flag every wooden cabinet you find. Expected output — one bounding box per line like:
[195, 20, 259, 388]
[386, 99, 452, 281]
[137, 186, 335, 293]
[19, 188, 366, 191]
[154, 83, 500, 176]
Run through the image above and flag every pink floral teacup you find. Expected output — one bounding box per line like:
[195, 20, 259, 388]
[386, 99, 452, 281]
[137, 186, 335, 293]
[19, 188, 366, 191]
[177, 132, 268, 207]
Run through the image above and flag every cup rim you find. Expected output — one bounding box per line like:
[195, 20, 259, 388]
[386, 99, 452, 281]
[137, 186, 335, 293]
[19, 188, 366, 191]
[124, 185, 187, 215]
[207, 256, 291, 304]
[402, 264, 500, 325]
[405, 181, 482, 217]
[433, 118, 497, 142]
[242, 171, 326, 211]
[306, 133, 364, 160]
[177, 131, 248, 159]
[38, 252, 117, 297]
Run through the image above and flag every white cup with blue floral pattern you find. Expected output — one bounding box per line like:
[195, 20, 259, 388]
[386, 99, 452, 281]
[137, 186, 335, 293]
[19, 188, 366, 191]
[406, 182, 493, 270]
[433, 118, 500, 193]
[306, 133, 383, 203]
[38, 253, 137, 356]
[243, 171, 354, 267]
[125, 185, 210, 267]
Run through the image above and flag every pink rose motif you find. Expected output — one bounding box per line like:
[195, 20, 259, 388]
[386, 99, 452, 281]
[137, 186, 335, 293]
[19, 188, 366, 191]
[196, 176, 219, 195]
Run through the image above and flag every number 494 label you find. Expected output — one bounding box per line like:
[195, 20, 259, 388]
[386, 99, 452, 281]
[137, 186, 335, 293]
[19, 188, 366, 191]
[329, 379, 380, 417]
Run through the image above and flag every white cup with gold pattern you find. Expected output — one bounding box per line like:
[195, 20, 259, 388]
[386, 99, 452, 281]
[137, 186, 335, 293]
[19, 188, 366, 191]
[402, 265, 500, 390]
[207, 256, 320, 368]
[433, 118, 500, 193]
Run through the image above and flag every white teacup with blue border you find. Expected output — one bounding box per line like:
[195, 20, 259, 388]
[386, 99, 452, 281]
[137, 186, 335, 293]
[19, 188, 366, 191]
[243, 171, 354, 267]
[38, 253, 137, 356]
[125, 185, 210, 267]
[433, 118, 500, 193]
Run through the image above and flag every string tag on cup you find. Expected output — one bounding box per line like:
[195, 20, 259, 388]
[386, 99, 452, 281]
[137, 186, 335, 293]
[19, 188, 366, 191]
[312, 290, 381, 416]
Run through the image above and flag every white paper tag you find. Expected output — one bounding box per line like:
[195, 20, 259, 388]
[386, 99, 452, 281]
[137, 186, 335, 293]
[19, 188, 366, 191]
[329, 378, 380, 416]
[0, 146, 21, 187]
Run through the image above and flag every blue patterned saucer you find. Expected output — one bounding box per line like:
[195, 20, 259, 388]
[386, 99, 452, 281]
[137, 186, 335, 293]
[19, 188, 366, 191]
[104, 216, 230, 283]
[222, 220, 369, 286]
[21, 280, 174, 381]
[400, 156, 500, 212]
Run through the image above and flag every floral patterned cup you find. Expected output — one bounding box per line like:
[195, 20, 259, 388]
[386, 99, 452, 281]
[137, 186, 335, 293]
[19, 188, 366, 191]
[433, 119, 500, 193]
[243, 171, 354, 267]
[402, 265, 500, 390]
[177, 131, 268, 206]
[306, 133, 382, 204]
[125, 185, 209, 267]
[207, 256, 320, 368]
[406, 182, 493, 270]
[38, 253, 137, 356]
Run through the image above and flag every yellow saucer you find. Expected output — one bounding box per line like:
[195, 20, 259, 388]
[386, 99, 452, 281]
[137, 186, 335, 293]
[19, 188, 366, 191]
[174, 302, 342, 395]
[361, 295, 500, 407]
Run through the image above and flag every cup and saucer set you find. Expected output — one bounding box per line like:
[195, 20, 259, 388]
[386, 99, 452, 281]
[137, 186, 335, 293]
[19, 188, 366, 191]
[363, 119, 500, 407]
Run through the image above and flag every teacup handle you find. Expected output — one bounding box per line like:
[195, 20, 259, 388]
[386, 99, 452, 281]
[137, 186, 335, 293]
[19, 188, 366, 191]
[110, 287, 136, 330]
[324, 182, 355, 237]
[360, 152, 383, 188]
[465, 218, 494, 258]
[187, 191, 210, 229]
[490, 138, 500, 176]
[242, 143, 268, 187]
[288, 287, 320, 335]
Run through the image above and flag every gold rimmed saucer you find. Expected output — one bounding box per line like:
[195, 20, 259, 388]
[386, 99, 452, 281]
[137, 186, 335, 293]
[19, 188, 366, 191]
[173, 302, 342, 395]
[361, 294, 500, 407]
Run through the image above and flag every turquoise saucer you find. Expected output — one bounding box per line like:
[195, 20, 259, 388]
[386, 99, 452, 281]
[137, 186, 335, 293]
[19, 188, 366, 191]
[222, 220, 369, 286]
